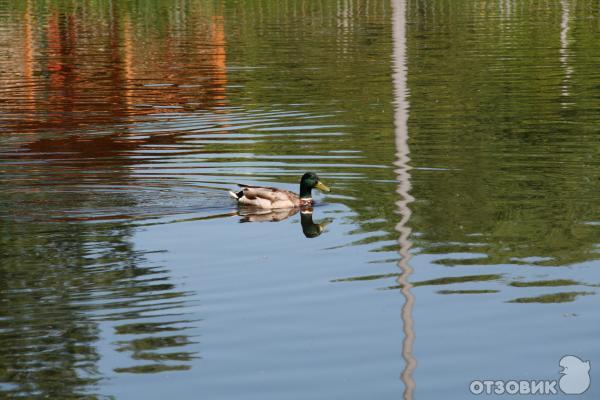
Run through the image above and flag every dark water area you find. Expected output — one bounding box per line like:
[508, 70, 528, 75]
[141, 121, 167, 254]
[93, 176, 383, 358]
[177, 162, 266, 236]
[0, 1, 599, 399]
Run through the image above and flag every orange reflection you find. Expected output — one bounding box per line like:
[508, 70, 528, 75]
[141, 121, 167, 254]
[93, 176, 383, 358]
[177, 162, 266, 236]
[210, 16, 227, 106]
[0, 2, 228, 168]
[1, 3, 228, 136]
[22, 0, 35, 120]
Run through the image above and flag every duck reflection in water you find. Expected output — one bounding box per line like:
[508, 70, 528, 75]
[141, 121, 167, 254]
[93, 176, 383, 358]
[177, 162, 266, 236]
[238, 208, 331, 238]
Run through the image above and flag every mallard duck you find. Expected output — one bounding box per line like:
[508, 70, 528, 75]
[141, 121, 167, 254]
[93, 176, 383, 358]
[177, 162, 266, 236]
[229, 172, 330, 209]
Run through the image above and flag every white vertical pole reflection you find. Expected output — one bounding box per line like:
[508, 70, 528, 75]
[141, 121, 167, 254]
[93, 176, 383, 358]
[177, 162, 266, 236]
[560, 0, 573, 99]
[391, 0, 415, 399]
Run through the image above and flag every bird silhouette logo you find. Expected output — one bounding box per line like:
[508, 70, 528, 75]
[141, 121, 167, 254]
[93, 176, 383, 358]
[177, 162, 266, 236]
[559, 355, 591, 395]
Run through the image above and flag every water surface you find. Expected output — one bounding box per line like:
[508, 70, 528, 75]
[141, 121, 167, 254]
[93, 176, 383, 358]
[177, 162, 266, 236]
[1, 1, 599, 399]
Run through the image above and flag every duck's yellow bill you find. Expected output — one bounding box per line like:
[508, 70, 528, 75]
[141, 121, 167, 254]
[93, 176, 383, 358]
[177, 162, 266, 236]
[315, 181, 331, 192]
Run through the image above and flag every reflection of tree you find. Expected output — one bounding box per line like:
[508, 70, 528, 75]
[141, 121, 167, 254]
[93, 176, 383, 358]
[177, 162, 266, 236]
[406, 0, 600, 268]
[0, 186, 199, 397]
[0, 0, 227, 138]
[222, 0, 399, 248]
[331, 0, 598, 306]
[0, 1, 230, 396]
[0, 223, 103, 398]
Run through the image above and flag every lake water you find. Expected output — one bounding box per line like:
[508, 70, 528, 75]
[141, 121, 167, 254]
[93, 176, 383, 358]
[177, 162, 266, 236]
[1, 1, 599, 399]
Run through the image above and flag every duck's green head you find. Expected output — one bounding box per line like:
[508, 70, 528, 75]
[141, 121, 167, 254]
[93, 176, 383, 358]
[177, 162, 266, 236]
[300, 172, 330, 199]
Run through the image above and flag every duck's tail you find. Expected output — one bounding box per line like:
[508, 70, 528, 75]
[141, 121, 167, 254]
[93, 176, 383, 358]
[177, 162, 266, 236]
[229, 190, 241, 200]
